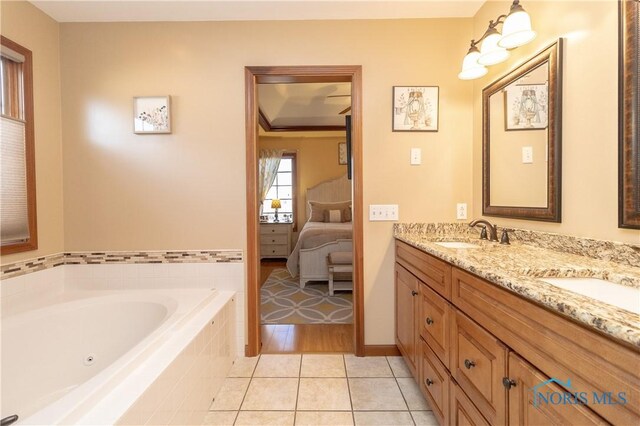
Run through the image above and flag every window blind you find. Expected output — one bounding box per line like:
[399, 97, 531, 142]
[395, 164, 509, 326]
[1, 115, 29, 245]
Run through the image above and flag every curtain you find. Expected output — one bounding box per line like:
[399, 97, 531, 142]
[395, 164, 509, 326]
[258, 149, 284, 212]
[1, 56, 23, 119]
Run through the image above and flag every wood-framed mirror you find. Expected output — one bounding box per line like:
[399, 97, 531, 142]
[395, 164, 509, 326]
[482, 39, 563, 222]
[619, 0, 640, 229]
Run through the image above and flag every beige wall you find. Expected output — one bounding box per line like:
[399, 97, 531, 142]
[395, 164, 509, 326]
[259, 135, 348, 231]
[0, 1, 64, 265]
[59, 18, 474, 344]
[473, 0, 639, 244]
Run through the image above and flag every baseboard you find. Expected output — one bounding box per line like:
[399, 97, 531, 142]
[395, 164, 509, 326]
[364, 345, 400, 356]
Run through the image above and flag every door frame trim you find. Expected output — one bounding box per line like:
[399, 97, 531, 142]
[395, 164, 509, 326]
[244, 65, 364, 356]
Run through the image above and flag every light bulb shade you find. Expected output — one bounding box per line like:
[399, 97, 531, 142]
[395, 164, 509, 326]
[498, 9, 536, 48]
[271, 199, 281, 209]
[458, 49, 488, 80]
[478, 30, 510, 66]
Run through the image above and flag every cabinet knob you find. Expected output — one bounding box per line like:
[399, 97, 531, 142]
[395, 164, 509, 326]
[411, 290, 418, 296]
[425, 378, 434, 386]
[502, 377, 517, 389]
[425, 317, 434, 325]
[464, 359, 476, 369]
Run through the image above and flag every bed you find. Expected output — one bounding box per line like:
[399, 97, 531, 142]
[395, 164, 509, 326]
[286, 174, 353, 288]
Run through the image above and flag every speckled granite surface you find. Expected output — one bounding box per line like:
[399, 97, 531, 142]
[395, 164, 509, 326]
[393, 223, 640, 348]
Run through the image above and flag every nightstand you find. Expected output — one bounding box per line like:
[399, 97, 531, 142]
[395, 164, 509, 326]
[260, 221, 293, 259]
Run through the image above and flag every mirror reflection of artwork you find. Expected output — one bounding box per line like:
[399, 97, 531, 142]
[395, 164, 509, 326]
[504, 84, 548, 130]
[392, 86, 439, 132]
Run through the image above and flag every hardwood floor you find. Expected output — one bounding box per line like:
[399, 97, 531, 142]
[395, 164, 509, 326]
[260, 260, 354, 354]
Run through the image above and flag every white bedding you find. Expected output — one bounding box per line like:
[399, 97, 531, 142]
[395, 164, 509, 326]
[286, 221, 353, 277]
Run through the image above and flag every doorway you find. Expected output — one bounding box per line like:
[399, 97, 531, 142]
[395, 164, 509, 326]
[245, 65, 364, 357]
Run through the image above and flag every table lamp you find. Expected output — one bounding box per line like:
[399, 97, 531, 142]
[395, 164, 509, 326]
[271, 199, 281, 222]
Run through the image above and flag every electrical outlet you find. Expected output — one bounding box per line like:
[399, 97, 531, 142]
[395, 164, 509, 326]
[410, 148, 421, 165]
[456, 203, 467, 220]
[522, 146, 533, 164]
[369, 204, 399, 221]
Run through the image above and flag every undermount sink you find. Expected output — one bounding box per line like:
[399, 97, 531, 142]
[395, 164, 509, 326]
[540, 277, 640, 315]
[435, 242, 480, 249]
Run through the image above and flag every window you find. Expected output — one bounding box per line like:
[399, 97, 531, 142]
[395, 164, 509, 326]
[1, 36, 37, 254]
[262, 154, 296, 223]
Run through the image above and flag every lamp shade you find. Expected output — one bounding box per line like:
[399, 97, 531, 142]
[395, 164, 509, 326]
[271, 199, 281, 209]
[458, 46, 488, 80]
[478, 27, 509, 66]
[498, 3, 536, 48]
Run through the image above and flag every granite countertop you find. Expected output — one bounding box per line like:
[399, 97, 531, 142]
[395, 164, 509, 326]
[393, 223, 640, 349]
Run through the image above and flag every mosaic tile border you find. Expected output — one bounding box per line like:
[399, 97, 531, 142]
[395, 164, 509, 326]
[393, 223, 640, 267]
[1, 250, 243, 279]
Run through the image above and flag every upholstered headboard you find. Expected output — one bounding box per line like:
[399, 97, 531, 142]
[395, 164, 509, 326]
[305, 174, 352, 222]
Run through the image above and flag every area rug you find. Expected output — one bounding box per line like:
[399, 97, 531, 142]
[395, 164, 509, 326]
[261, 268, 353, 324]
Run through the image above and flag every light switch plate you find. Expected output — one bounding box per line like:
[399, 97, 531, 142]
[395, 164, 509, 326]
[522, 146, 533, 164]
[410, 148, 421, 165]
[456, 203, 467, 220]
[369, 204, 399, 221]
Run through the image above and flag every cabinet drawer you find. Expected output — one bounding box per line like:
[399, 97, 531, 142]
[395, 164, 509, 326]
[451, 267, 640, 425]
[396, 240, 451, 300]
[420, 282, 451, 370]
[261, 244, 288, 256]
[261, 234, 288, 245]
[507, 353, 609, 425]
[450, 382, 491, 426]
[420, 340, 450, 426]
[452, 309, 508, 425]
[260, 224, 289, 235]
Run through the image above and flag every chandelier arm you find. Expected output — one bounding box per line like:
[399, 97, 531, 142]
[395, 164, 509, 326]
[470, 14, 509, 48]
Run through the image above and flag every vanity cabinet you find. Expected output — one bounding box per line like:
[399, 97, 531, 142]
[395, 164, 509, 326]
[394, 240, 637, 426]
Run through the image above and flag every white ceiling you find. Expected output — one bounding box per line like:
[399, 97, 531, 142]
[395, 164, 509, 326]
[259, 83, 351, 129]
[30, 0, 485, 23]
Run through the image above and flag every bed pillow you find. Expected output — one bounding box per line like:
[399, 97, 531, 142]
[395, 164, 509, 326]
[323, 209, 343, 223]
[308, 200, 351, 222]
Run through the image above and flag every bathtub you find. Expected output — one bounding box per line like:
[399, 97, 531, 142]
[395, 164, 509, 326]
[1, 288, 236, 425]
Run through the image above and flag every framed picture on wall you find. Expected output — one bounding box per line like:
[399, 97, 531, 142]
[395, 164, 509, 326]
[504, 84, 548, 130]
[133, 96, 171, 134]
[338, 142, 347, 165]
[392, 86, 439, 132]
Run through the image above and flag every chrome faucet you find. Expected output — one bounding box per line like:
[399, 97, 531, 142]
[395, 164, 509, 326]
[469, 219, 499, 242]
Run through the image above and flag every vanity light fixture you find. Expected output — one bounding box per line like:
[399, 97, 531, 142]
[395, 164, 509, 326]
[458, 0, 536, 80]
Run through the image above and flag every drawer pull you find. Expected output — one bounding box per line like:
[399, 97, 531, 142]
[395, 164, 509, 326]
[502, 377, 517, 389]
[425, 317, 434, 325]
[411, 290, 418, 296]
[464, 359, 476, 369]
[425, 378, 434, 386]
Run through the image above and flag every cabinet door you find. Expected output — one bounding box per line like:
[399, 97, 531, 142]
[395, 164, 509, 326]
[395, 263, 420, 377]
[452, 309, 508, 425]
[420, 282, 451, 370]
[450, 382, 491, 426]
[507, 353, 609, 425]
[420, 340, 450, 426]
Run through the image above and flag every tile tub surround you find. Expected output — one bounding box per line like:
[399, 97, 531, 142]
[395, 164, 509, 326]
[393, 223, 640, 348]
[1, 249, 243, 280]
[203, 354, 438, 426]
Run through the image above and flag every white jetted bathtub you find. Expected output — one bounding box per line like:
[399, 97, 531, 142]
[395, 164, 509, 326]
[1, 288, 236, 425]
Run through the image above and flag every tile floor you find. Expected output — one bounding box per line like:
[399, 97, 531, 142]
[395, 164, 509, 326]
[203, 354, 438, 425]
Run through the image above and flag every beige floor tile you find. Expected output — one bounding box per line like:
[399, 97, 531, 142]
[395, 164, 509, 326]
[397, 378, 430, 410]
[344, 355, 393, 377]
[348, 378, 407, 411]
[234, 411, 295, 426]
[241, 378, 299, 411]
[295, 411, 354, 425]
[201, 411, 237, 425]
[411, 410, 439, 426]
[210, 378, 251, 411]
[228, 357, 260, 377]
[300, 354, 346, 377]
[387, 356, 413, 378]
[254, 354, 301, 377]
[353, 411, 414, 426]
[297, 378, 352, 411]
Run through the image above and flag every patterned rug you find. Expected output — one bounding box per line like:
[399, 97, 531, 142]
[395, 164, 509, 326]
[261, 268, 353, 324]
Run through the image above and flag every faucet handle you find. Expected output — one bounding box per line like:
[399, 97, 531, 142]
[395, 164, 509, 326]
[500, 228, 514, 245]
[478, 225, 488, 240]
